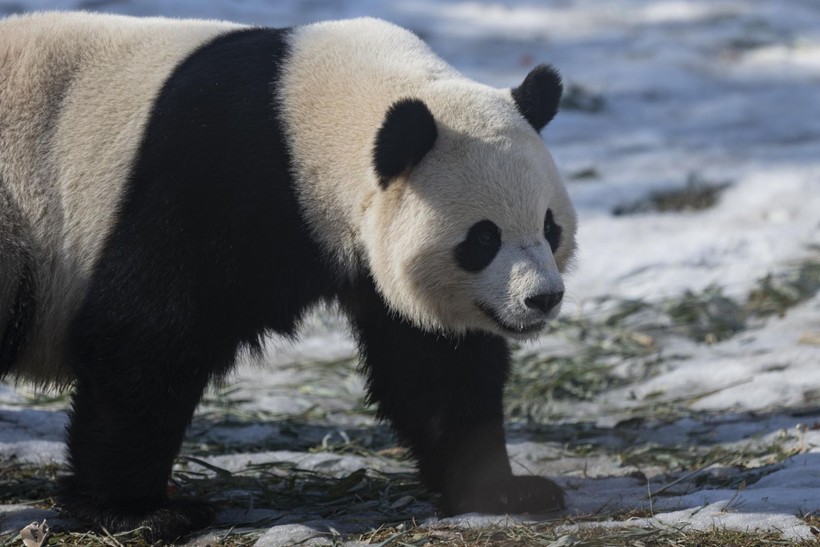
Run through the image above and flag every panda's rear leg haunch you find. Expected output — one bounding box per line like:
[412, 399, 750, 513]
[58, 359, 216, 540]
[342, 283, 565, 515]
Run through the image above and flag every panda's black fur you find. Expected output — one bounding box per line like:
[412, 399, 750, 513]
[0, 265, 33, 369]
[0, 260, 34, 374]
[0, 15, 572, 541]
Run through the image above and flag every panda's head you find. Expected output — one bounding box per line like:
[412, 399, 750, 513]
[363, 65, 576, 340]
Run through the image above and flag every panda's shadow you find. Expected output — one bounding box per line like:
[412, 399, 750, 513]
[185, 412, 397, 454]
[177, 415, 441, 542]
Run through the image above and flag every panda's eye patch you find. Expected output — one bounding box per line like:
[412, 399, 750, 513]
[544, 208, 563, 252]
[455, 220, 501, 273]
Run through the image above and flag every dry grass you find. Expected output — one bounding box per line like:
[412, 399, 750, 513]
[612, 174, 731, 216]
[4, 512, 815, 547]
[0, 461, 60, 507]
[356, 518, 816, 547]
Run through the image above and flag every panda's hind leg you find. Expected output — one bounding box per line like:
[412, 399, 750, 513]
[58, 280, 232, 540]
[59, 368, 215, 540]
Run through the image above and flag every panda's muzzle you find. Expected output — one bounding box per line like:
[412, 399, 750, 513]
[475, 302, 547, 335]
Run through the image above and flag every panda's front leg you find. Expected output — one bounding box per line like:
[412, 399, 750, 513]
[341, 284, 565, 516]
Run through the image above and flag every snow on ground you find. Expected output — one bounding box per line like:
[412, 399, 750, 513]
[2, 0, 820, 544]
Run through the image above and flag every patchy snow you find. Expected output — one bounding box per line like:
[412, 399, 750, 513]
[558, 452, 820, 541]
[2, 0, 820, 544]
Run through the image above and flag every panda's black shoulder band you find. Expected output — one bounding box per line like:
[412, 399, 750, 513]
[373, 98, 437, 188]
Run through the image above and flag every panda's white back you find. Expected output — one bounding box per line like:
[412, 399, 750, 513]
[0, 12, 240, 381]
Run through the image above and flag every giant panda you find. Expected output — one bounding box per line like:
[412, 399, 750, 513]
[0, 11, 577, 540]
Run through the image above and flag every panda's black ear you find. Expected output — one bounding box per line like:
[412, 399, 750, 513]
[373, 98, 437, 188]
[511, 64, 563, 132]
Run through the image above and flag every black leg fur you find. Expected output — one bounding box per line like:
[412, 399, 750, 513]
[0, 261, 34, 375]
[0, 184, 34, 376]
[341, 279, 564, 515]
[59, 306, 223, 540]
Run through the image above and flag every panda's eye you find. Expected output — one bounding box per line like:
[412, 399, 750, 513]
[471, 221, 501, 248]
[544, 208, 563, 252]
[455, 220, 501, 273]
[477, 231, 495, 247]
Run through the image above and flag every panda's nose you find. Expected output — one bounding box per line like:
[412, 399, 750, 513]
[525, 291, 564, 313]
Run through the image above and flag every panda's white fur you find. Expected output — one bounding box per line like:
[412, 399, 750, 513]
[280, 19, 576, 336]
[0, 12, 239, 382]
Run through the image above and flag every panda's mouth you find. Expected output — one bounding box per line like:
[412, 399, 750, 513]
[475, 302, 546, 335]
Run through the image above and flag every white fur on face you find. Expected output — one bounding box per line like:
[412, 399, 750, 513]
[365, 98, 577, 337]
[473, 239, 565, 337]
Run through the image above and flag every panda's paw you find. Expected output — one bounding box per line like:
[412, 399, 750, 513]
[132, 499, 217, 540]
[445, 476, 565, 516]
[60, 496, 216, 541]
